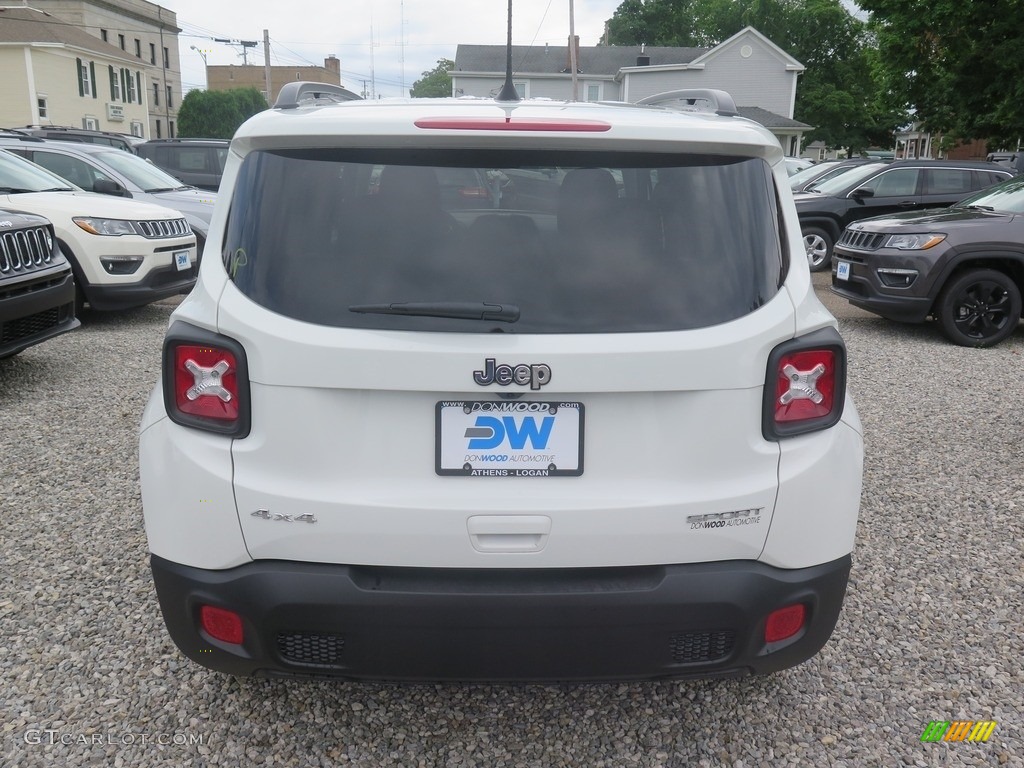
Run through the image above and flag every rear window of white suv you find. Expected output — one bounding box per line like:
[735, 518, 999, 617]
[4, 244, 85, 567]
[224, 148, 785, 333]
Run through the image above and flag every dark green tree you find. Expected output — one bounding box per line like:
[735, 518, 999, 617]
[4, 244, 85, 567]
[410, 58, 455, 98]
[861, 0, 1024, 147]
[177, 87, 267, 139]
[604, 0, 904, 154]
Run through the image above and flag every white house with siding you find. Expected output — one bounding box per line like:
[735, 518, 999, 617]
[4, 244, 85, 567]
[453, 27, 811, 156]
[0, 5, 150, 138]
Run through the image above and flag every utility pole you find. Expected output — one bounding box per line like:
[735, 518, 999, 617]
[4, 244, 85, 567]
[263, 29, 272, 104]
[569, 0, 579, 101]
[214, 38, 259, 66]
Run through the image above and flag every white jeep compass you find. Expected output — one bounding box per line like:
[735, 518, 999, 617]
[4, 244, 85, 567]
[139, 82, 863, 682]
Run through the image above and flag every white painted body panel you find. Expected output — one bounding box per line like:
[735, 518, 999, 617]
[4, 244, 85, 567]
[141, 95, 861, 574]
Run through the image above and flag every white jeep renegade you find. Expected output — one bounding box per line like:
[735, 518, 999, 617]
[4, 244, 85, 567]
[139, 82, 863, 682]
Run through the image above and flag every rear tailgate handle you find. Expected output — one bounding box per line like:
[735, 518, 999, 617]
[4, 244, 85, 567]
[467, 515, 551, 553]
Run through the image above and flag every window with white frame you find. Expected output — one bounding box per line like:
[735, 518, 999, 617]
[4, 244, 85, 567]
[130, 120, 144, 138]
[37, 96, 48, 120]
[126, 70, 137, 103]
[77, 59, 95, 98]
[514, 81, 529, 99]
[585, 82, 602, 102]
[110, 66, 122, 102]
[83, 117, 99, 130]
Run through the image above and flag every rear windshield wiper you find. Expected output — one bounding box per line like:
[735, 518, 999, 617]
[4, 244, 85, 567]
[350, 301, 520, 322]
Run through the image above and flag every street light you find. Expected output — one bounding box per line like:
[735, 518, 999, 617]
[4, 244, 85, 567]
[190, 45, 208, 66]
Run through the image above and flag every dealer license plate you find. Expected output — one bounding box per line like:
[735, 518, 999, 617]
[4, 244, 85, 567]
[436, 401, 584, 477]
[174, 249, 191, 272]
[836, 260, 851, 281]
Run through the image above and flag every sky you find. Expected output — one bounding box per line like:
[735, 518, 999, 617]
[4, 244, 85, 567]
[160, 0, 625, 99]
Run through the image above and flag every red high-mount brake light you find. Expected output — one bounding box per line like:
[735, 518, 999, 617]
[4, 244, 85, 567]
[414, 117, 612, 132]
[162, 323, 251, 438]
[762, 328, 846, 440]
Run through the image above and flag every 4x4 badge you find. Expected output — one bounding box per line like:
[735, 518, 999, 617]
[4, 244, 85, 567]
[251, 509, 317, 524]
[473, 358, 552, 390]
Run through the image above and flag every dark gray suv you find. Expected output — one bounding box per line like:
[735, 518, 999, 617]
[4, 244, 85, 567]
[831, 175, 1024, 347]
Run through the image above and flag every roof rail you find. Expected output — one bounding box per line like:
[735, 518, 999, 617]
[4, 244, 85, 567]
[274, 82, 362, 110]
[637, 89, 739, 117]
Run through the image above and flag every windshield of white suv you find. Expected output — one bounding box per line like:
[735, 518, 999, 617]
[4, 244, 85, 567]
[954, 176, 1024, 213]
[94, 149, 189, 192]
[806, 162, 887, 196]
[224, 149, 786, 333]
[0, 149, 77, 192]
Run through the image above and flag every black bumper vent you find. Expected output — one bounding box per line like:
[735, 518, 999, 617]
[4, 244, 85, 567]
[670, 630, 736, 664]
[1, 308, 60, 345]
[277, 633, 345, 666]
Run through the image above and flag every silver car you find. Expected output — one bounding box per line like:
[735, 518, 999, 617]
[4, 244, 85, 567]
[0, 133, 216, 255]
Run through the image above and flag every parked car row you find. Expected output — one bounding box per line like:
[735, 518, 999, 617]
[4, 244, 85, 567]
[795, 159, 1014, 271]
[1, 127, 228, 191]
[0, 129, 217, 356]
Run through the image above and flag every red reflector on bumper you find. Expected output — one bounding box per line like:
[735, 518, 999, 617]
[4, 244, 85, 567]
[765, 603, 806, 643]
[200, 605, 244, 645]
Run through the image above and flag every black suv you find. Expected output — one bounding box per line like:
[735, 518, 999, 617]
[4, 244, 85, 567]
[0, 209, 79, 358]
[795, 159, 1013, 271]
[136, 139, 228, 191]
[10, 126, 137, 153]
[831, 175, 1024, 347]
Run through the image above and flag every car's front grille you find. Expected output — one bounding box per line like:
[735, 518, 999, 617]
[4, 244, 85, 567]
[277, 632, 346, 666]
[0, 227, 52, 274]
[136, 218, 191, 239]
[669, 630, 735, 664]
[0, 307, 61, 345]
[838, 229, 886, 251]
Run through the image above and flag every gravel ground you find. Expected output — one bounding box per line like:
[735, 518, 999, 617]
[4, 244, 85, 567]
[2, 291, 1023, 768]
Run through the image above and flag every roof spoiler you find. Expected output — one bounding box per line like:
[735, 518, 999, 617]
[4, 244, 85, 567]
[274, 82, 362, 110]
[637, 89, 739, 117]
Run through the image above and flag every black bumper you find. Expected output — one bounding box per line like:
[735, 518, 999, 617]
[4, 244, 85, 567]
[829, 282, 932, 323]
[84, 261, 196, 311]
[0, 270, 78, 358]
[151, 554, 853, 682]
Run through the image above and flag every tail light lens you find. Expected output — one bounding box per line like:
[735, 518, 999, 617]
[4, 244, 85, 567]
[162, 322, 250, 437]
[762, 327, 846, 440]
